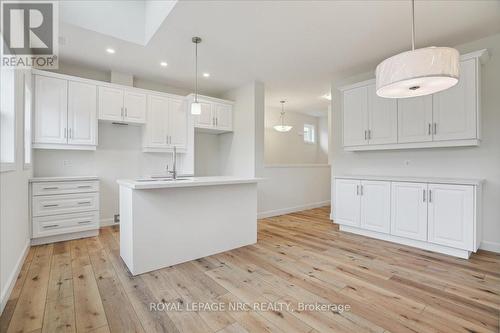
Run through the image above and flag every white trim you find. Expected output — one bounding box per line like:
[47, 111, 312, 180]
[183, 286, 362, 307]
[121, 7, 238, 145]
[258, 201, 330, 219]
[264, 164, 330, 169]
[339, 225, 472, 259]
[31, 229, 98, 246]
[0, 162, 16, 172]
[33, 143, 97, 151]
[0, 240, 30, 315]
[479, 240, 500, 253]
[100, 218, 117, 227]
[344, 139, 480, 151]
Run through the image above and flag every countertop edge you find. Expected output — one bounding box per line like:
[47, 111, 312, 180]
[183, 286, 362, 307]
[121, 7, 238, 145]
[29, 176, 99, 183]
[117, 177, 261, 189]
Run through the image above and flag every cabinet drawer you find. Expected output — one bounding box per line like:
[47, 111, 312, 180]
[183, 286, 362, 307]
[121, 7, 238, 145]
[33, 211, 99, 238]
[32, 192, 99, 217]
[32, 180, 99, 196]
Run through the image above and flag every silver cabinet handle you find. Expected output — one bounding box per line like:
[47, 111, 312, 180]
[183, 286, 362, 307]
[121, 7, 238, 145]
[43, 224, 59, 229]
[433, 123, 437, 135]
[77, 201, 91, 205]
[64, 128, 67, 138]
[428, 123, 432, 135]
[423, 189, 426, 202]
[216, 117, 218, 127]
[43, 186, 59, 190]
[368, 129, 371, 140]
[125, 107, 128, 117]
[77, 185, 92, 188]
[360, 185, 363, 196]
[356, 185, 359, 195]
[78, 220, 92, 225]
[121, 107, 124, 117]
[43, 204, 58, 208]
[69, 128, 72, 139]
[364, 130, 367, 140]
[428, 190, 432, 203]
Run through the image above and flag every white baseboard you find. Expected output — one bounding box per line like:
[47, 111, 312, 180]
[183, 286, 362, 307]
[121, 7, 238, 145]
[1, 239, 30, 315]
[31, 229, 99, 246]
[258, 201, 330, 219]
[100, 218, 117, 227]
[479, 240, 500, 253]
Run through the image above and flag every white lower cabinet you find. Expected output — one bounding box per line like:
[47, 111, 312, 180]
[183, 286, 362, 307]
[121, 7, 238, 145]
[427, 184, 474, 250]
[391, 182, 428, 241]
[30, 178, 100, 244]
[360, 181, 391, 234]
[334, 176, 481, 258]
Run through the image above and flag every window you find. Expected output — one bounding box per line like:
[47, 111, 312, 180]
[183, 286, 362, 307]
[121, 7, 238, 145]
[1, 64, 16, 172]
[303, 124, 315, 144]
[24, 71, 32, 168]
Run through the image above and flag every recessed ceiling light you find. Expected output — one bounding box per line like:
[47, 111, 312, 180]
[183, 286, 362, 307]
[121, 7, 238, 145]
[322, 93, 332, 101]
[106, 48, 115, 54]
[203, 73, 210, 78]
[160, 61, 168, 67]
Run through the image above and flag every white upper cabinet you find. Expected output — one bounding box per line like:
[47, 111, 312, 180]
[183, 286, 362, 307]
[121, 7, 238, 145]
[427, 184, 474, 250]
[98, 86, 123, 122]
[367, 85, 397, 145]
[67, 81, 97, 146]
[341, 50, 487, 151]
[123, 91, 147, 124]
[432, 58, 477, 141]
[391, 182, 428, 241]
[360, 180, 391, 234]
[34, 75, 97, 150]
[397, 95, 433, 143]
[168, 98, 188, 149]
[343, 86, 368, 146]
[34, 75, 68, 144]
[334, 179, 361, 227]
[146, 95, 169, 147]
[143, 95, 188, 152]
[98, 87, 146, 124]
[188, 94, 233, 133]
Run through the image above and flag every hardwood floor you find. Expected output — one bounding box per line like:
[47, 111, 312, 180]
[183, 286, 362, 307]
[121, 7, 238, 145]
[1, 206, 499, 333]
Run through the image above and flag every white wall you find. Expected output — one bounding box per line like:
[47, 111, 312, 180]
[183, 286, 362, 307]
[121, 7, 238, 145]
[35, 63, 194, 224]
[264, 107, 328, 165]
[331, 33, 500, 252]
[1, 71, 32, 313]
[194, 132, 220, 176]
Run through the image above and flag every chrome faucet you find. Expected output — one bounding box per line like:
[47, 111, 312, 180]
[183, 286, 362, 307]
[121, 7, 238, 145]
[168, 146, 177, 180]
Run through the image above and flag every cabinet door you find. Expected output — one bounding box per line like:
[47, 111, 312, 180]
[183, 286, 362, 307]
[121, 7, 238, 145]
[343, 87, 368, 146]
[34, 75, 68, 144]
[428, 184, 474, 250]
[98, 86, 123, 121]
[67, 81, 97, 146]
[397, 96, 433, 143]
[360, 180, 391, 233]
[367, 85, 397, 145]
[194, 101, 214, 128]
[334, 179, 361, 227]
[432, 59, 477, 141]
[391, 182, 428, 241]
[146, 95, 169, 147]
[169, 98, 187, 149]
[124, 91, 147, 124]
[215, 103, 232, 131]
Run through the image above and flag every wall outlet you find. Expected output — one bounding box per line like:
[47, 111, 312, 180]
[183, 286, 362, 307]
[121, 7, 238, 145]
[404, 160, 411, 166]
[114, 214, 120, 223]
[63, 160, 72, 167]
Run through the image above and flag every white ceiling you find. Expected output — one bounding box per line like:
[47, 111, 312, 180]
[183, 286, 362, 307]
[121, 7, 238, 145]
[58, 0, 500, 114]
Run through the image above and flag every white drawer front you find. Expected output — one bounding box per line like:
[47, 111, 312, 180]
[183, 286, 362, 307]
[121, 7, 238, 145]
[32, 192, 99, 217]
[33, 211, 99, 238]
[32, 180, 99, 196]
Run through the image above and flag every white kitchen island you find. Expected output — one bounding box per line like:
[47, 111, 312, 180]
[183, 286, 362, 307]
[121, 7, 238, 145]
[116, 176, 258, 275]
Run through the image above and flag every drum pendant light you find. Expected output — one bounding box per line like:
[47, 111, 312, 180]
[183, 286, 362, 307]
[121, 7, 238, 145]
[191, 37, 202, 115]
[273, 101, 293, 132]
[375, 0, 459, 98]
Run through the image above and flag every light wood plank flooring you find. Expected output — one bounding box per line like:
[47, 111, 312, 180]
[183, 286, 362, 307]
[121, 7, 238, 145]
[1, 206, 499, 333]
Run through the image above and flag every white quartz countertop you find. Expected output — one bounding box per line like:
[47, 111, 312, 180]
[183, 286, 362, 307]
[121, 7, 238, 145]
[334, 175, 483, 186]
[117, 176, 260, 189]
[29, 176, 98, 183]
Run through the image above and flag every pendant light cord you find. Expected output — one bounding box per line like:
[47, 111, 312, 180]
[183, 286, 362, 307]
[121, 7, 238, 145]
[411, 0, 415, 50]
[195, 41, 198, 103]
